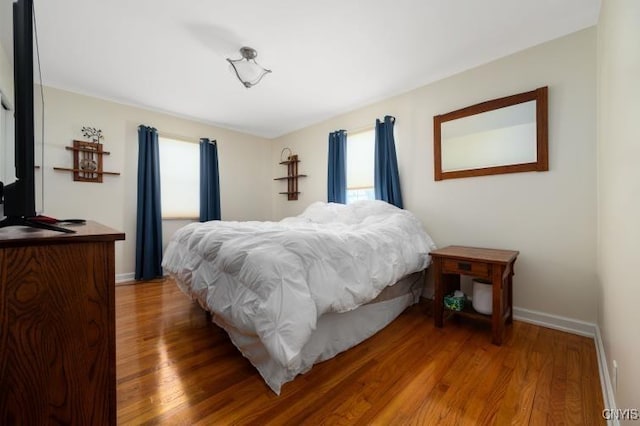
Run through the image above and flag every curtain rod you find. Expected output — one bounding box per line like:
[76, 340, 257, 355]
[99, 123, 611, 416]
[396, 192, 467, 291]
[157, 131, 199, 143]
[345, 124, 375, 134]
[344, 115, 395, 134]
[157, 132, 217, 145]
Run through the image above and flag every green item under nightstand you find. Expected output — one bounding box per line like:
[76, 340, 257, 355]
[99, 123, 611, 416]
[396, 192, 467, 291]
[444, 293, 465, 311]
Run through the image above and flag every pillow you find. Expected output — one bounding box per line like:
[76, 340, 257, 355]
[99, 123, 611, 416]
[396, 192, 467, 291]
[298, 202, 354, 224]
[346, 199, 400, 221]
[298, 200, 401, 224]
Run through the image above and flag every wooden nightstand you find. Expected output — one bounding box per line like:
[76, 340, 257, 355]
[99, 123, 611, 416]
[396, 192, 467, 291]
[430, 245, 519, 345]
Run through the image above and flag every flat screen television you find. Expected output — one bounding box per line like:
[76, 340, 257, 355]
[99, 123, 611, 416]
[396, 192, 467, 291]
[0, 0, 72, 233]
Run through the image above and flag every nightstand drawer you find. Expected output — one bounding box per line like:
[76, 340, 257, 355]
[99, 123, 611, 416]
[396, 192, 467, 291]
[441, 259, 489, 277]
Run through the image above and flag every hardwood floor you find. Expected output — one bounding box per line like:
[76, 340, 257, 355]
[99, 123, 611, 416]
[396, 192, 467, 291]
[116, 279, 604, 425]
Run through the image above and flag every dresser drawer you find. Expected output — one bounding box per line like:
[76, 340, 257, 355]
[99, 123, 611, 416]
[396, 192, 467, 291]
[441, 258, 490, 277]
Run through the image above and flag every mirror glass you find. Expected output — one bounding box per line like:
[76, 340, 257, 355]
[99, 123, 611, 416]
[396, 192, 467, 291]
[434, 87, 548, 180]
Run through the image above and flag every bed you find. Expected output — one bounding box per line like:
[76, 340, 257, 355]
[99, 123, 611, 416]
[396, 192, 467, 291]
[162, 200, 437, 394]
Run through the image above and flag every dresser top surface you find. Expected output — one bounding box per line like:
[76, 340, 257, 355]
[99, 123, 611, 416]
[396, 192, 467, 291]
[0, 220, 125, 248]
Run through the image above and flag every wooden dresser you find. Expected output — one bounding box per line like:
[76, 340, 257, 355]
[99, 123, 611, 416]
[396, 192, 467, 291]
[0, 221, 124, 425]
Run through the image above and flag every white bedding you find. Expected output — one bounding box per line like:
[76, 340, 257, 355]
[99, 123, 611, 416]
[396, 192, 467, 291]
[162, 200, 436, 373]
[218, 273, 424, 395]
[217, 272, 423, 394]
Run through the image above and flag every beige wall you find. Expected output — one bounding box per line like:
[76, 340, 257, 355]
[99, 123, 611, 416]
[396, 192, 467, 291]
[272, 28, 598, 322]
[0, 42, 12, 102]
[597, 0, 640, 412]
[0, 41, 11, 183]
[39, 87, 272, 275]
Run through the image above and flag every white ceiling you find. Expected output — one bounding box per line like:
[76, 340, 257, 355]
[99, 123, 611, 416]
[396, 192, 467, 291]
[1, 0, 600, 138]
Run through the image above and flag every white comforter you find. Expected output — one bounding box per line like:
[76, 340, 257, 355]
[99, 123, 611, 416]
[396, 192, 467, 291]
[162, 200, 436, 370]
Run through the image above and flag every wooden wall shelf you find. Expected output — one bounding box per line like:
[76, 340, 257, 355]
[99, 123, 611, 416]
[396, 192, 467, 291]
[65, 146, 112, 155]
[274, 154, 306, 200]
[274, 175, 307, 181]
[53, 167, 120, 176]
[54, 140, 120, 183]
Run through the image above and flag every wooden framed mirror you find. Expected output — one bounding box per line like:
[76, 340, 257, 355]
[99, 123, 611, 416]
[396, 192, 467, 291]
[433, 87, 548, 181]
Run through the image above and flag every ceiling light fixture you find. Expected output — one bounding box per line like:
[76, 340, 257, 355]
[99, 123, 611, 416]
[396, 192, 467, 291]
[226, 47, 271, 88]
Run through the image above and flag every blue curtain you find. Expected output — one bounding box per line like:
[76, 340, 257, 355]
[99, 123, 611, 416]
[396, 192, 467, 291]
[199, 138, 221, 222]
[135, 125, 163, 280]
[327, 130, 347, 203]
[374, 116, 404, 208]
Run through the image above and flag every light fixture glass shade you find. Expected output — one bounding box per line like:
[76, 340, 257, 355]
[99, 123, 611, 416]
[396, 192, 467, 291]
[227, 47, 271, 88]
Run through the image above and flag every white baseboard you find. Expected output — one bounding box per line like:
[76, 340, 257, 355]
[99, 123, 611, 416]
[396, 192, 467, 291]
[513, 306, 616, 424]
[115, 272, 170, 285]
[513, 306, 596, 337]
[115, 272, 135, 285]
[595, 325, 618, 426]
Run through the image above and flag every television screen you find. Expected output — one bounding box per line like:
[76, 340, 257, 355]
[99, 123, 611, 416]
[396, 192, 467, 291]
[0, 0, 72, 232]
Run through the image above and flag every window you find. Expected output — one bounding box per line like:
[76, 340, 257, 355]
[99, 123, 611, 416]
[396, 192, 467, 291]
[346, 128, 375, 204]
[158, 137, 199, 219]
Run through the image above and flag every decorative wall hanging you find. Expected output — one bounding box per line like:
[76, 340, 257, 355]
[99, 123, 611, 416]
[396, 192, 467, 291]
[81, 126, 104, 143]
[274, 148, 307, 200]
[53, 127, 120, 183]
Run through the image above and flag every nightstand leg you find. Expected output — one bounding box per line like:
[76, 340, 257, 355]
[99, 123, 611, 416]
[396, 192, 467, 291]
[507, 272, 514, 324]
[491, 267, 504, 345]
[435, 268, 460, 328]
[434, 259, 444, 327]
